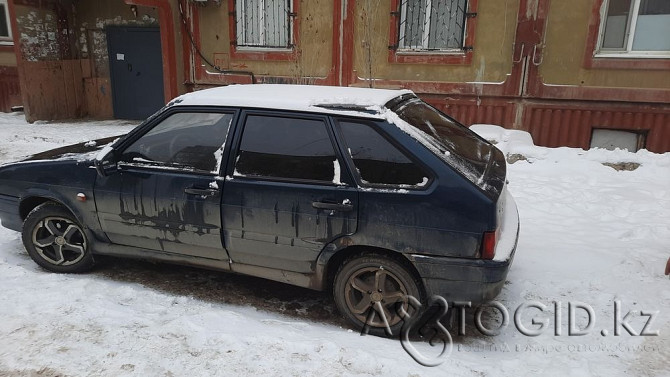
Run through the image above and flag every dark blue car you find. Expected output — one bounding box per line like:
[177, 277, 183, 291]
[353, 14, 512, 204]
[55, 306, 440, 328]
[0, 85, 519, 335]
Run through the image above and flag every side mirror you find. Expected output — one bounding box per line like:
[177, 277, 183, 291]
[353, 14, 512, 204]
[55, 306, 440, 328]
[94, 145, 117, 177]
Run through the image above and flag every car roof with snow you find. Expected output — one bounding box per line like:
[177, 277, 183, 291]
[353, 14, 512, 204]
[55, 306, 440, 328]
[171, 84, 414, 116]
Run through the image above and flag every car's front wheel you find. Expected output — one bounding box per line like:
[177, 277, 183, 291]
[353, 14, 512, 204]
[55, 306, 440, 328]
[333, 254, 424, 337]
[22, 202, 95, 273]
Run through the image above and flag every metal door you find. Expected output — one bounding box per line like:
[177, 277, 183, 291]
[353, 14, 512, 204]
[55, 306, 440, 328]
[107, 26, 165, 119]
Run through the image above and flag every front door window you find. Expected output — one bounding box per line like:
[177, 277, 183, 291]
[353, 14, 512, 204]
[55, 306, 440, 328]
[121, 112, 234, 174]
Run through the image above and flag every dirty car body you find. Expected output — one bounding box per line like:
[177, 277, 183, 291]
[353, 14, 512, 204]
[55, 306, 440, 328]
[0, 84, 519, 334]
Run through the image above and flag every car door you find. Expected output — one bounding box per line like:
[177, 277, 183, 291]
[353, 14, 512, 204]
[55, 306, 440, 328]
[93, 109, 235, 260]
[221, 111, 358, 273]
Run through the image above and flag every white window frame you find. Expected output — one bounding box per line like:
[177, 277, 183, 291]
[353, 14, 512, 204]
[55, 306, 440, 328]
[0, 0, 12, 45]
[397, 0, 467, 52]
[595, 0, 670, 58]
[235, 0, 293, 51]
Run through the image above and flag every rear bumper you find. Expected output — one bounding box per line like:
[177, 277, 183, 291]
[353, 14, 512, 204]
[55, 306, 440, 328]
[411, 192, 520, 303]
[0, 194, 22, 232]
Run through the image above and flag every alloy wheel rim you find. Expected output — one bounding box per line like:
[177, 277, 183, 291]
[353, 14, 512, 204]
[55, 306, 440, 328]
[344, 266, 409, 328]
[31, 217, 87, 266]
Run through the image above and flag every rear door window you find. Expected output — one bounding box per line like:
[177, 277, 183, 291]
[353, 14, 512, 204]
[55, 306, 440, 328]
[337, 120, 428, 187]
[390, 97, 495, 188]
[234, 114, 341, 184]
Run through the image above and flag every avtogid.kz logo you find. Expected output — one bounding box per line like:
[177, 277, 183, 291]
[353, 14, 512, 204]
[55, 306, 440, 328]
[360, 296, 660, 367]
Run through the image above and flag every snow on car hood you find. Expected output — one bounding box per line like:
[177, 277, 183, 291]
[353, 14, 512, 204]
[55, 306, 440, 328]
[21, 136, 122, 163]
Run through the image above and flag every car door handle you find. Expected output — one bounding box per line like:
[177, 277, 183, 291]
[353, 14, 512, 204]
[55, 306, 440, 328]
[184, 188, 219, 197]
[312, 201, 354, 212]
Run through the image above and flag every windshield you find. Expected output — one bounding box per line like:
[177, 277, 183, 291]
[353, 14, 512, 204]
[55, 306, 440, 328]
[389, 97, 494, 188]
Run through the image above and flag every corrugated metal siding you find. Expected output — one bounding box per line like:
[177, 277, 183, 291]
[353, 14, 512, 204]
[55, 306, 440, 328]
[416, 96, 670, 153]
[422, 96, 516, 128]
[525, 105, 670, 153]
[0, 66, 21, 112]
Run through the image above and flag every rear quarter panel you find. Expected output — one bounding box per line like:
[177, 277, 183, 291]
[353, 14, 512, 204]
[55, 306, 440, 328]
[332, 119, 496, 259]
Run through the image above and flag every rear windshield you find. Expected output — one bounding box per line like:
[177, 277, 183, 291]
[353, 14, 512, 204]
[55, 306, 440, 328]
[389, 97, 493, 187]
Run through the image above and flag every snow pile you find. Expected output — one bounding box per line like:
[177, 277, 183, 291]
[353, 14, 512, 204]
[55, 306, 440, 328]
[471, 124, 670, 173]
[0, 113, 668, 376]
[470, 124, 535, 155]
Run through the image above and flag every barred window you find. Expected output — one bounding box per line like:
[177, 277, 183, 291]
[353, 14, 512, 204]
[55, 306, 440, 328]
[236, 0, 292, 48]
[398, 0, 467, 51]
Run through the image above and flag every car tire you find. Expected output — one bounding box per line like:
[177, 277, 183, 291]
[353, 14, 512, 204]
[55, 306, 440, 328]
[333, 253, 424, 337]
[21, 202, 95, 273]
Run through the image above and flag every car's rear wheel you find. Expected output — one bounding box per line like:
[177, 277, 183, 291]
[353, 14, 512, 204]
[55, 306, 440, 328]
[22, 202, 94, 273]
[333, 254, 424, 337]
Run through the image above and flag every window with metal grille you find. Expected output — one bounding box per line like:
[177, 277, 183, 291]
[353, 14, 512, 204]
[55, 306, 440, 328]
[397, 0, 468, 51]
[235, 0, 292, 48]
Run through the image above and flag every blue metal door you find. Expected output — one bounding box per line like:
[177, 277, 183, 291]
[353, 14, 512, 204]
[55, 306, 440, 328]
[107, 26, 164, 119]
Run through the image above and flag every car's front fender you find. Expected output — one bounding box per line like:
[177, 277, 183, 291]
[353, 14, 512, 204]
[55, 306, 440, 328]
[0, 160, 104, 239]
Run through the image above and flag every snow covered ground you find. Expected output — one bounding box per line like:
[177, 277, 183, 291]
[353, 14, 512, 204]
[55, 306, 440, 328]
[0, 112, 668, 376]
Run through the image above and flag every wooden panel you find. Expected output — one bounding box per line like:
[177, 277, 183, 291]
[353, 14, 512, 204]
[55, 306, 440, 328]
[21, 61, 58, 121]
[0, 66, 21, 112]
[83, 77, 113, 119]
[72, 60, 84, 113]
[20, 60, 85, 121]
[62, 60, 77, 116]
[80, 59, 92, 78]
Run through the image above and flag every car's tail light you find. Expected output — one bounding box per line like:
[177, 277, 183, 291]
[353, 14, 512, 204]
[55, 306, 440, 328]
[481, 231, 497, 260]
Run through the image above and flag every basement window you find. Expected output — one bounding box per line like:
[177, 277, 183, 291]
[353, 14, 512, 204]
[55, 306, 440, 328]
[590, 128, 646, 152]
[0, 0, 12, 44]
[235, 0, 292, 49]
[396, 0, 468, 51]
[597, 0, 670, 57]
